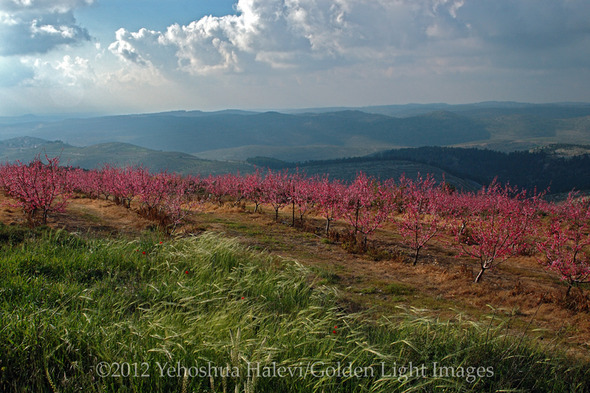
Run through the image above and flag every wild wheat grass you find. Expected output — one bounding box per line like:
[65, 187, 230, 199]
[0, 226, 587, 392]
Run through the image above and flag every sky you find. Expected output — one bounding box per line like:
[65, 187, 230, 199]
[1, 0, 590, 116]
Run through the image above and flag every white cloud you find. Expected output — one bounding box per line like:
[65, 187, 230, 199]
[31, 18, 78, 39]
[0, 0, 92, 55]
[22, 54, 96, 87]
[3, 0, 590, 115]
[108, 28, 154, 67]
[106, 0, 472, 77]
[0, 0, 94, 13]
[9, 54, 97, 109]
[106, 0, 590, 79]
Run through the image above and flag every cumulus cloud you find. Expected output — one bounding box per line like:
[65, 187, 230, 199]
[106, 0, 590, 78]
[4, 0, 590, 115]
[108, 27, 176, 68]
[18, 54, 99, 108]
[21, 54, 96, 88]
[0, 0, 92, 55]
[108, 0, 385, 75]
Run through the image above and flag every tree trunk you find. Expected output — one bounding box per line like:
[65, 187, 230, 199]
[354, 203, 360, 236]
[292, 201, 295, 227]
[412, 247, 421, 266]
[325, 218, 331, 237]
[474, 267, 486, 283]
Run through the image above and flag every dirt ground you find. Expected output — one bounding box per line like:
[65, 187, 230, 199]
[1, 194, 588, 359]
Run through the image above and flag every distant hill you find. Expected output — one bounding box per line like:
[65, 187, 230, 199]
[2, 102, 590, 163]
[374, 147, 590, 193]
[291, 159, 480, 191]
[3, 137, 590, 194]
[0, 137, 252, 175]
[0, 109, 490, 161]
[0, 137, 481, 191]
[0, 136, 47, 152]
[288, 101, 590, 118]
[194, 145, 389, 162]
[281, 145, 590, 194]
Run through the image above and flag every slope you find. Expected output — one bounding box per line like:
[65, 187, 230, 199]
[0, 110, 490, 159]
[0, 137, 252, 175]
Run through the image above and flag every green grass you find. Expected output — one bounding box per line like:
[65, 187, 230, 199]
[0, 225, 588, 392]
[382, 282, 416, 296]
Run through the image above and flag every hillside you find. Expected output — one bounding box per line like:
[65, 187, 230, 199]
[290, 159, 480, 191]
[273, 145, 590, 194]
[2, 102, 590, 162]
[361, 102, 590, 119]
[1, 186, 590, 391]
[371, 146, 590, 194]
[0, 137, 252, 175]
[194, 144, 390, 162]
[0, 110, 489, 161]
[4, 137, 590, 194]
[1, 156, 590, 391]
[0, 137, 482, 191]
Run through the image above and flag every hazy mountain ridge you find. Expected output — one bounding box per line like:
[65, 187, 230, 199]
[288, 101, 590, 118]
[2, 102, 590, 162]
[0, 108, 489, 158]
[1, 102, 590, 191]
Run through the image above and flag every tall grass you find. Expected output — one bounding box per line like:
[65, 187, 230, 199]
[0, 225, 588, 392]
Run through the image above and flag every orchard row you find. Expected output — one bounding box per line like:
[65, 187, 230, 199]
[0, 156, 588, 294]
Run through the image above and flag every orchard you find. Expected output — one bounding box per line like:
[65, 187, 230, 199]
[0, 156, 588, 299]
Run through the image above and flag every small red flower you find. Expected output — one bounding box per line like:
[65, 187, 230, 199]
[185, 270, 189, 274]
[241, 297, 245, 300]
[159, 241, 163, 244]
[142, 251, 146, 255]
[333, 330, 337, 334]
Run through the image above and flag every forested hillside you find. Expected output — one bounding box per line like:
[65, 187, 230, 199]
[284, 146, 590, 194]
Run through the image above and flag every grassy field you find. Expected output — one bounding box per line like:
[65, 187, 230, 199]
[0, 224, 589, 392]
